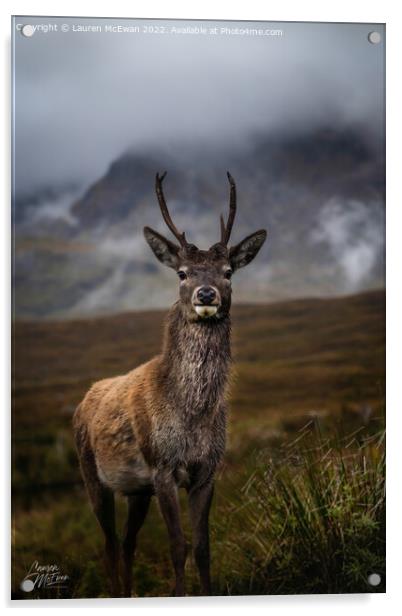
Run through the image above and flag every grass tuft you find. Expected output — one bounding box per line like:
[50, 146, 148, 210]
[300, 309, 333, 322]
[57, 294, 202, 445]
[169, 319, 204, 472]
[213, 426, 385, 595]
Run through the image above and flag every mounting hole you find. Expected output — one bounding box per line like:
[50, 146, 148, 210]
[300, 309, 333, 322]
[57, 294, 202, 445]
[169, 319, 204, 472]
[20, 579, 34, 592]
[368, 31, 381, 45]
[21, 24, 35, 37]
[368, 573, 381, 587]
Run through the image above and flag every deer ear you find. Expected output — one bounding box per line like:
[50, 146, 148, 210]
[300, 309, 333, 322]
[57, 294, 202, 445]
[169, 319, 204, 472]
[144, 226, 180, 270]
[229, 229, 267, 271]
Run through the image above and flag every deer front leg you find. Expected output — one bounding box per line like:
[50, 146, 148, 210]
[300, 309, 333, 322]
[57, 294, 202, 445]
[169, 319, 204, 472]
[188, 478, 214, 595]
[154, 469, 187, 596]
[122, 493, 152, 597]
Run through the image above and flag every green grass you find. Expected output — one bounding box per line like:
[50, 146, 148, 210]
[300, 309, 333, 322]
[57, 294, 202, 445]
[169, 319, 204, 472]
[12, 424, 385, 598]
[213, 425, 385, 595]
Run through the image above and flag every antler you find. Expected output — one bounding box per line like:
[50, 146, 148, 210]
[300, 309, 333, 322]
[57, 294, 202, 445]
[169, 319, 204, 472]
[220, 171, 237, 245]
[155, 172, 187, 247]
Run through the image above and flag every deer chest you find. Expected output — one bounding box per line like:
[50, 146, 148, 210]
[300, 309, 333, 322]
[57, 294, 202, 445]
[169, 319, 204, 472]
[151, 406, 226, 474]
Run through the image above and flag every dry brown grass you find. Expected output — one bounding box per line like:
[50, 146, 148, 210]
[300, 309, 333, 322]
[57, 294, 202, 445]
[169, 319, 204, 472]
[11, 289, 385, 597]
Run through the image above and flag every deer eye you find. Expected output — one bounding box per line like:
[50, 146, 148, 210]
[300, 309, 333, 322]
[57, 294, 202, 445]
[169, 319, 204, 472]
[177, 270, 187, 281]
[224, 269, 233, 280]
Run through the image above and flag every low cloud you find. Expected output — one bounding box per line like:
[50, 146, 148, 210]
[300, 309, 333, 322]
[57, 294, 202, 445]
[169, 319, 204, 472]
[311, 198, 384, 290]
[14, 18, 385, 194]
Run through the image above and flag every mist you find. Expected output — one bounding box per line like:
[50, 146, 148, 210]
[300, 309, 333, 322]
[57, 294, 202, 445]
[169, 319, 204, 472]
[311, 197, 384, 291]
[13, 17, 385, 195]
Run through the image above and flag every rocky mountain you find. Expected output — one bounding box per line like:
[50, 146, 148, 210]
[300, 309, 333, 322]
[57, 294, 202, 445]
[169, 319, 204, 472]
[13, 127, 385, 319]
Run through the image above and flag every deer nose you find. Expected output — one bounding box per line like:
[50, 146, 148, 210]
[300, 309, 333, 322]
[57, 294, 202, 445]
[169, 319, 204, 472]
[196, 286, 217, 305]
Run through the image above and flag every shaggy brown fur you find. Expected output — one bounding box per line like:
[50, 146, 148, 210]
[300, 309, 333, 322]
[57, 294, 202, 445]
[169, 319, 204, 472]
[73, 172, 266, 597]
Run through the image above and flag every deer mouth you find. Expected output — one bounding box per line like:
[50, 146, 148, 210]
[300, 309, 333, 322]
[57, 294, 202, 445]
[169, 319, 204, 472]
[194, 305, 219, 318]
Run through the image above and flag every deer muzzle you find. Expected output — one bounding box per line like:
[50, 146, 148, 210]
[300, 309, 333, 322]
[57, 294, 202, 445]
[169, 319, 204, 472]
[192, 286, 220, 318]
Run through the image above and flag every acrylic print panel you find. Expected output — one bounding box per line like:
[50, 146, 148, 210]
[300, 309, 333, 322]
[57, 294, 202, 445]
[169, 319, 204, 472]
[11, 16, 385, 599]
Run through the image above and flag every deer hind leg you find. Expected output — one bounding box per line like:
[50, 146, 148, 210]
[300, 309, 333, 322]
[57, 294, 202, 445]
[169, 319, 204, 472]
[73, 420, 121, 597]
[122, 493, 151, 597]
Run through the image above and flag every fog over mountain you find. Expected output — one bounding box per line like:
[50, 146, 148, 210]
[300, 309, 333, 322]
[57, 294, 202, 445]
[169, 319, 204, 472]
[14, 126, 385, 318]
[14, 18, 384, 195]
[13, 18, 385, 318]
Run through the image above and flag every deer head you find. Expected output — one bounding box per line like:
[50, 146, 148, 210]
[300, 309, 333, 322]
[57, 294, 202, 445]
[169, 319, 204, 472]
[144, 172, 267, 322]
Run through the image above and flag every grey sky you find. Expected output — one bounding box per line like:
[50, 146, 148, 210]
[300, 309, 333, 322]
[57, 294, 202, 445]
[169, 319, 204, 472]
[13, 17, 385, 194]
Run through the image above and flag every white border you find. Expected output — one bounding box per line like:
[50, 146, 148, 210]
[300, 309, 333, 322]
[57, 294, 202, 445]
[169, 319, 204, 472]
[2, 1, 401, 614]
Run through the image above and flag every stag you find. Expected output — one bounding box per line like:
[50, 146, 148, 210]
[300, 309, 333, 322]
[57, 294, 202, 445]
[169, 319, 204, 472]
[73, 172, 267, 597]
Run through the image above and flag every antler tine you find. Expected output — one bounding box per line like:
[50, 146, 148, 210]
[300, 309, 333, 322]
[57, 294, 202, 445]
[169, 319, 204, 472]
[155, 172, 187, 247]
[220, 171, 237, 245]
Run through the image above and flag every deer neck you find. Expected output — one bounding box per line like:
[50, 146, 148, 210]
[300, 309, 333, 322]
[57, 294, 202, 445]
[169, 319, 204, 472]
[160, 302, 231, 418]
